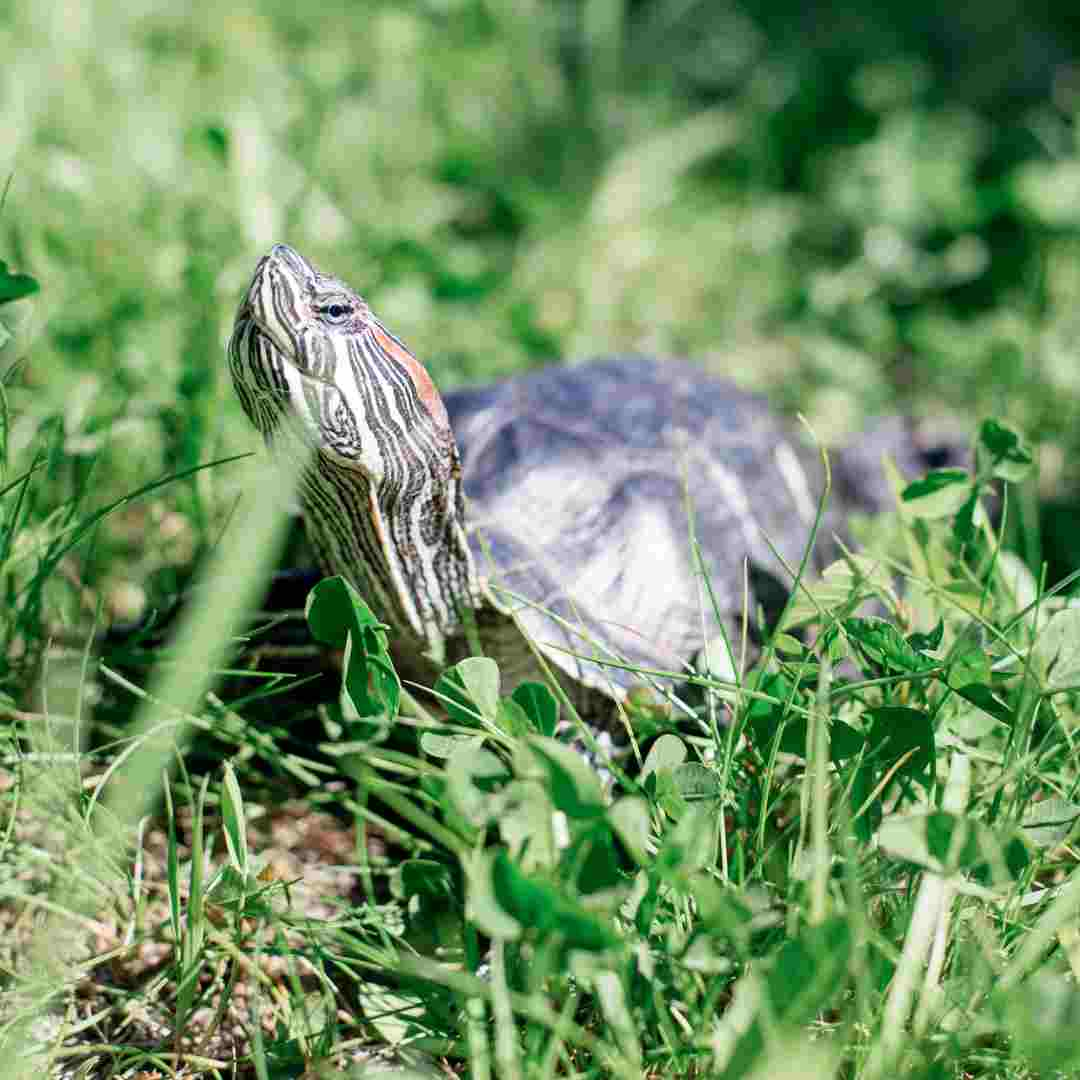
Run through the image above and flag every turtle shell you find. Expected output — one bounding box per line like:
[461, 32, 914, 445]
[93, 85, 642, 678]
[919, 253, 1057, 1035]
[443, 355, 826, 697]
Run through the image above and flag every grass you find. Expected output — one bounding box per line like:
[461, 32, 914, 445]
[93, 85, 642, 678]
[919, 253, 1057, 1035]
[5, 0, 1080, 1077]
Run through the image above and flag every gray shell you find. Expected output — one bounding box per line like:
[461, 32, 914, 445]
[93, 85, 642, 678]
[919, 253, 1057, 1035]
[443, 355, 829, 696]
[228, 244, 950, 706]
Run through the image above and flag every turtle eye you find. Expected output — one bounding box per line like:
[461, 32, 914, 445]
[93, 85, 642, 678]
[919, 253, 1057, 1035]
[318, 300, 352, 324]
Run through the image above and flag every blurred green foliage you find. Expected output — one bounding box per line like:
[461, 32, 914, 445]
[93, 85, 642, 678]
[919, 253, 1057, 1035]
[3, 0, 1080, 594]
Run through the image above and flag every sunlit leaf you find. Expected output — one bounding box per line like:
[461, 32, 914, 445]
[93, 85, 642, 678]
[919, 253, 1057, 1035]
[445, 744, 510, 827]
[608, 796, 652, 865]
[901, 468, 973, 519]
[641, 733, 687, 781]
[1032, 609, 1080, 690]
[1021, 796, 1080, 848]
[360, 987, 425, 1047]
[781, 555, 895, 630]
[220, 762, 248, 876]
[420, 731, 483, 759]
[435, 657, 500, 726]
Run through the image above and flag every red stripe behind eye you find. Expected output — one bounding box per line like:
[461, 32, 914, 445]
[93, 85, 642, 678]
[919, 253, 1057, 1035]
[372, 325, 451, 433]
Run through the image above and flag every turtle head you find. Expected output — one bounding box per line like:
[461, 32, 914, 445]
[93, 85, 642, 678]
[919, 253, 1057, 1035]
[229, 244, 479, 652]
[242, 243, 372, 363]
[230, 242, 460, 478]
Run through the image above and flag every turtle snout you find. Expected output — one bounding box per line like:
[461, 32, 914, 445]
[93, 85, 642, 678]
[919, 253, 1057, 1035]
[269, 242, 309, 273]
[244, 254, 305, 362]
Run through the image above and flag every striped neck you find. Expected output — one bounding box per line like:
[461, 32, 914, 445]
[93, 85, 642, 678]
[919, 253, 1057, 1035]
[228, 244, 482, 657]
[297, 431, 480, 659]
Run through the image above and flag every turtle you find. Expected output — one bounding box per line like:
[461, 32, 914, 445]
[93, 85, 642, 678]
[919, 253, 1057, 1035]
[227, 243, 946, 722]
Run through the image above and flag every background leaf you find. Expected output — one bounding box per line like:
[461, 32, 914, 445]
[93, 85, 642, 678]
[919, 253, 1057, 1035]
[0, 259, 39, 305]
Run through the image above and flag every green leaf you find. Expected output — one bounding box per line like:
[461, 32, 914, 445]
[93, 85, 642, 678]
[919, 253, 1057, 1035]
[688, 877, 759, 935]
[828, 719, 869, 761]
[907, 619, 944, 654]
[434, 669, 481, 727]
[327, 683, 393, 746]
[0, 292, 36, 363]
[947, 640, 990, 689]
[528, 736, 606, 820]
[953, 683, 1012, 726]
[978, 417, 1033, 483]
[496, 696, 532, 737]
[1020, 796, 1080, 848]
[200, 123, 230, 163]
[607, 797, 652, 865]
[842, 616, 928, 673]
[466, 851, 524, 940]
[361, 987, 425, 1046]
[747, 692, 864, 763]
[445, 744, 510, 827]
[573, 822, 625, 894]
[498, 781, 558, 870]
[952, 488, 979, 546]
[714, 917, 851, 1078]
[997, 550, 1038, 614]
[419, 730, 483, 759]
[572, 959, 641, 1068]
[487, 850, 620, 950]
[744, 672, 805, 757]
[924, 811, 983, 868]
[877, 814, 934, 867]
[780, 555, 895, 630]
[944, 701, 999, 740]
[1013, 158, 1080, 226]
[0, 258, 39, 305]
[769, 917, 852, 1021]
[774, 633, 805, 656]
[434, 657, 500, 727]
[398, 858, 454, 902]
[901, 468, 973, 519]
[1032, 609, 1080, 690]
[658, 803, 717, 876]
[220, 762, 248, 877]
[438, 656, 500, 724]
[305, 576, 401, 721]
[511, 681, 559, 736]
[672, 762, 723, 801]
[994, 971, 1080, 1073]
[877, 811, 1025, 885]
[745, 671, 863, 764]
[864, 706, 935, 794]
[641, 733, 687, 781]
[457, 656, 500, 720]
